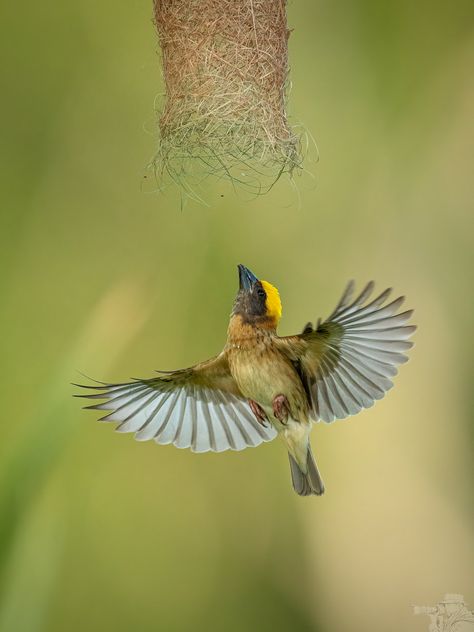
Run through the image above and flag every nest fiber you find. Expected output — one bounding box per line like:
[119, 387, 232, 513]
[153, 0, 302, 195]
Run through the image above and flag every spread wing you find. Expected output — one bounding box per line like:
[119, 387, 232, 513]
[276, 281, 416, 423]
[75, 353, 277, 452]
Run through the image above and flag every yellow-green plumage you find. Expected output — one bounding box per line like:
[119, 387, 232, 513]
[76, 266, 415, 497]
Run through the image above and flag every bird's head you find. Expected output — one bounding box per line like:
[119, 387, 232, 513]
[232, 264, 282, 328]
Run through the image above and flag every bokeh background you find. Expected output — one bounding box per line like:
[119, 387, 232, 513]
[1, 1, 473, 631]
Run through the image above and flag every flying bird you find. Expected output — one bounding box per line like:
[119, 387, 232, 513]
[76, 265, 416, 496]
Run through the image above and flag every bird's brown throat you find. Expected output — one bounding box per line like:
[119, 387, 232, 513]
[227, 314, 277, 349]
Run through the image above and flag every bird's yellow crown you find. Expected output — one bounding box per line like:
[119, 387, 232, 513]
[261, 280, 282, 323]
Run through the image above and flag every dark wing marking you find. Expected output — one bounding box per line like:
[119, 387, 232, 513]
[276, 281, 416, 423]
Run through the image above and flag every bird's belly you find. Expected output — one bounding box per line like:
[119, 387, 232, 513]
[234, 360, 290, 405]
[230, 350, 306, 416]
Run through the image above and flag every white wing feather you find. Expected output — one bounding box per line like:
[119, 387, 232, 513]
[303, 282, 416, 423]
[78, 379, 277, 452]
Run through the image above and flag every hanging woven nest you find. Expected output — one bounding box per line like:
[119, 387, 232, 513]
[152, 0, 302, 197]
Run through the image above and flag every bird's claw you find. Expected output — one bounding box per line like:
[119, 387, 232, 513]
[248, 399, 269, 427]
[272, 394, 290, 424]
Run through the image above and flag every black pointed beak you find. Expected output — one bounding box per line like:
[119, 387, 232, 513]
[238, 264, 258, 291]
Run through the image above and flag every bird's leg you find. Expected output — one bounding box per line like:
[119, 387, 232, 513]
[248, 399, 269, 427]
[272, 394, 290, 424]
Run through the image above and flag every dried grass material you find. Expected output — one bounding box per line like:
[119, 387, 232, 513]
[152, 0, 302, 196]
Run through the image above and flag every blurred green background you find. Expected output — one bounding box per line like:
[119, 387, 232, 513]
[1, 1, 473, 631]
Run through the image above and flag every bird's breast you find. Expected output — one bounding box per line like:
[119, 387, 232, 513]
[227, 336, 308, 419]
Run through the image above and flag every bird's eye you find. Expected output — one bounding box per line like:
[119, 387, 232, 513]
[257, 288, 266, 299]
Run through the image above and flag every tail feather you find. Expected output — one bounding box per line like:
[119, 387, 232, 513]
[288, 445, 325, 496]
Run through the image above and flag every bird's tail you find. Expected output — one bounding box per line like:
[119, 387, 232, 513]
[288, 445, 325, 496]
